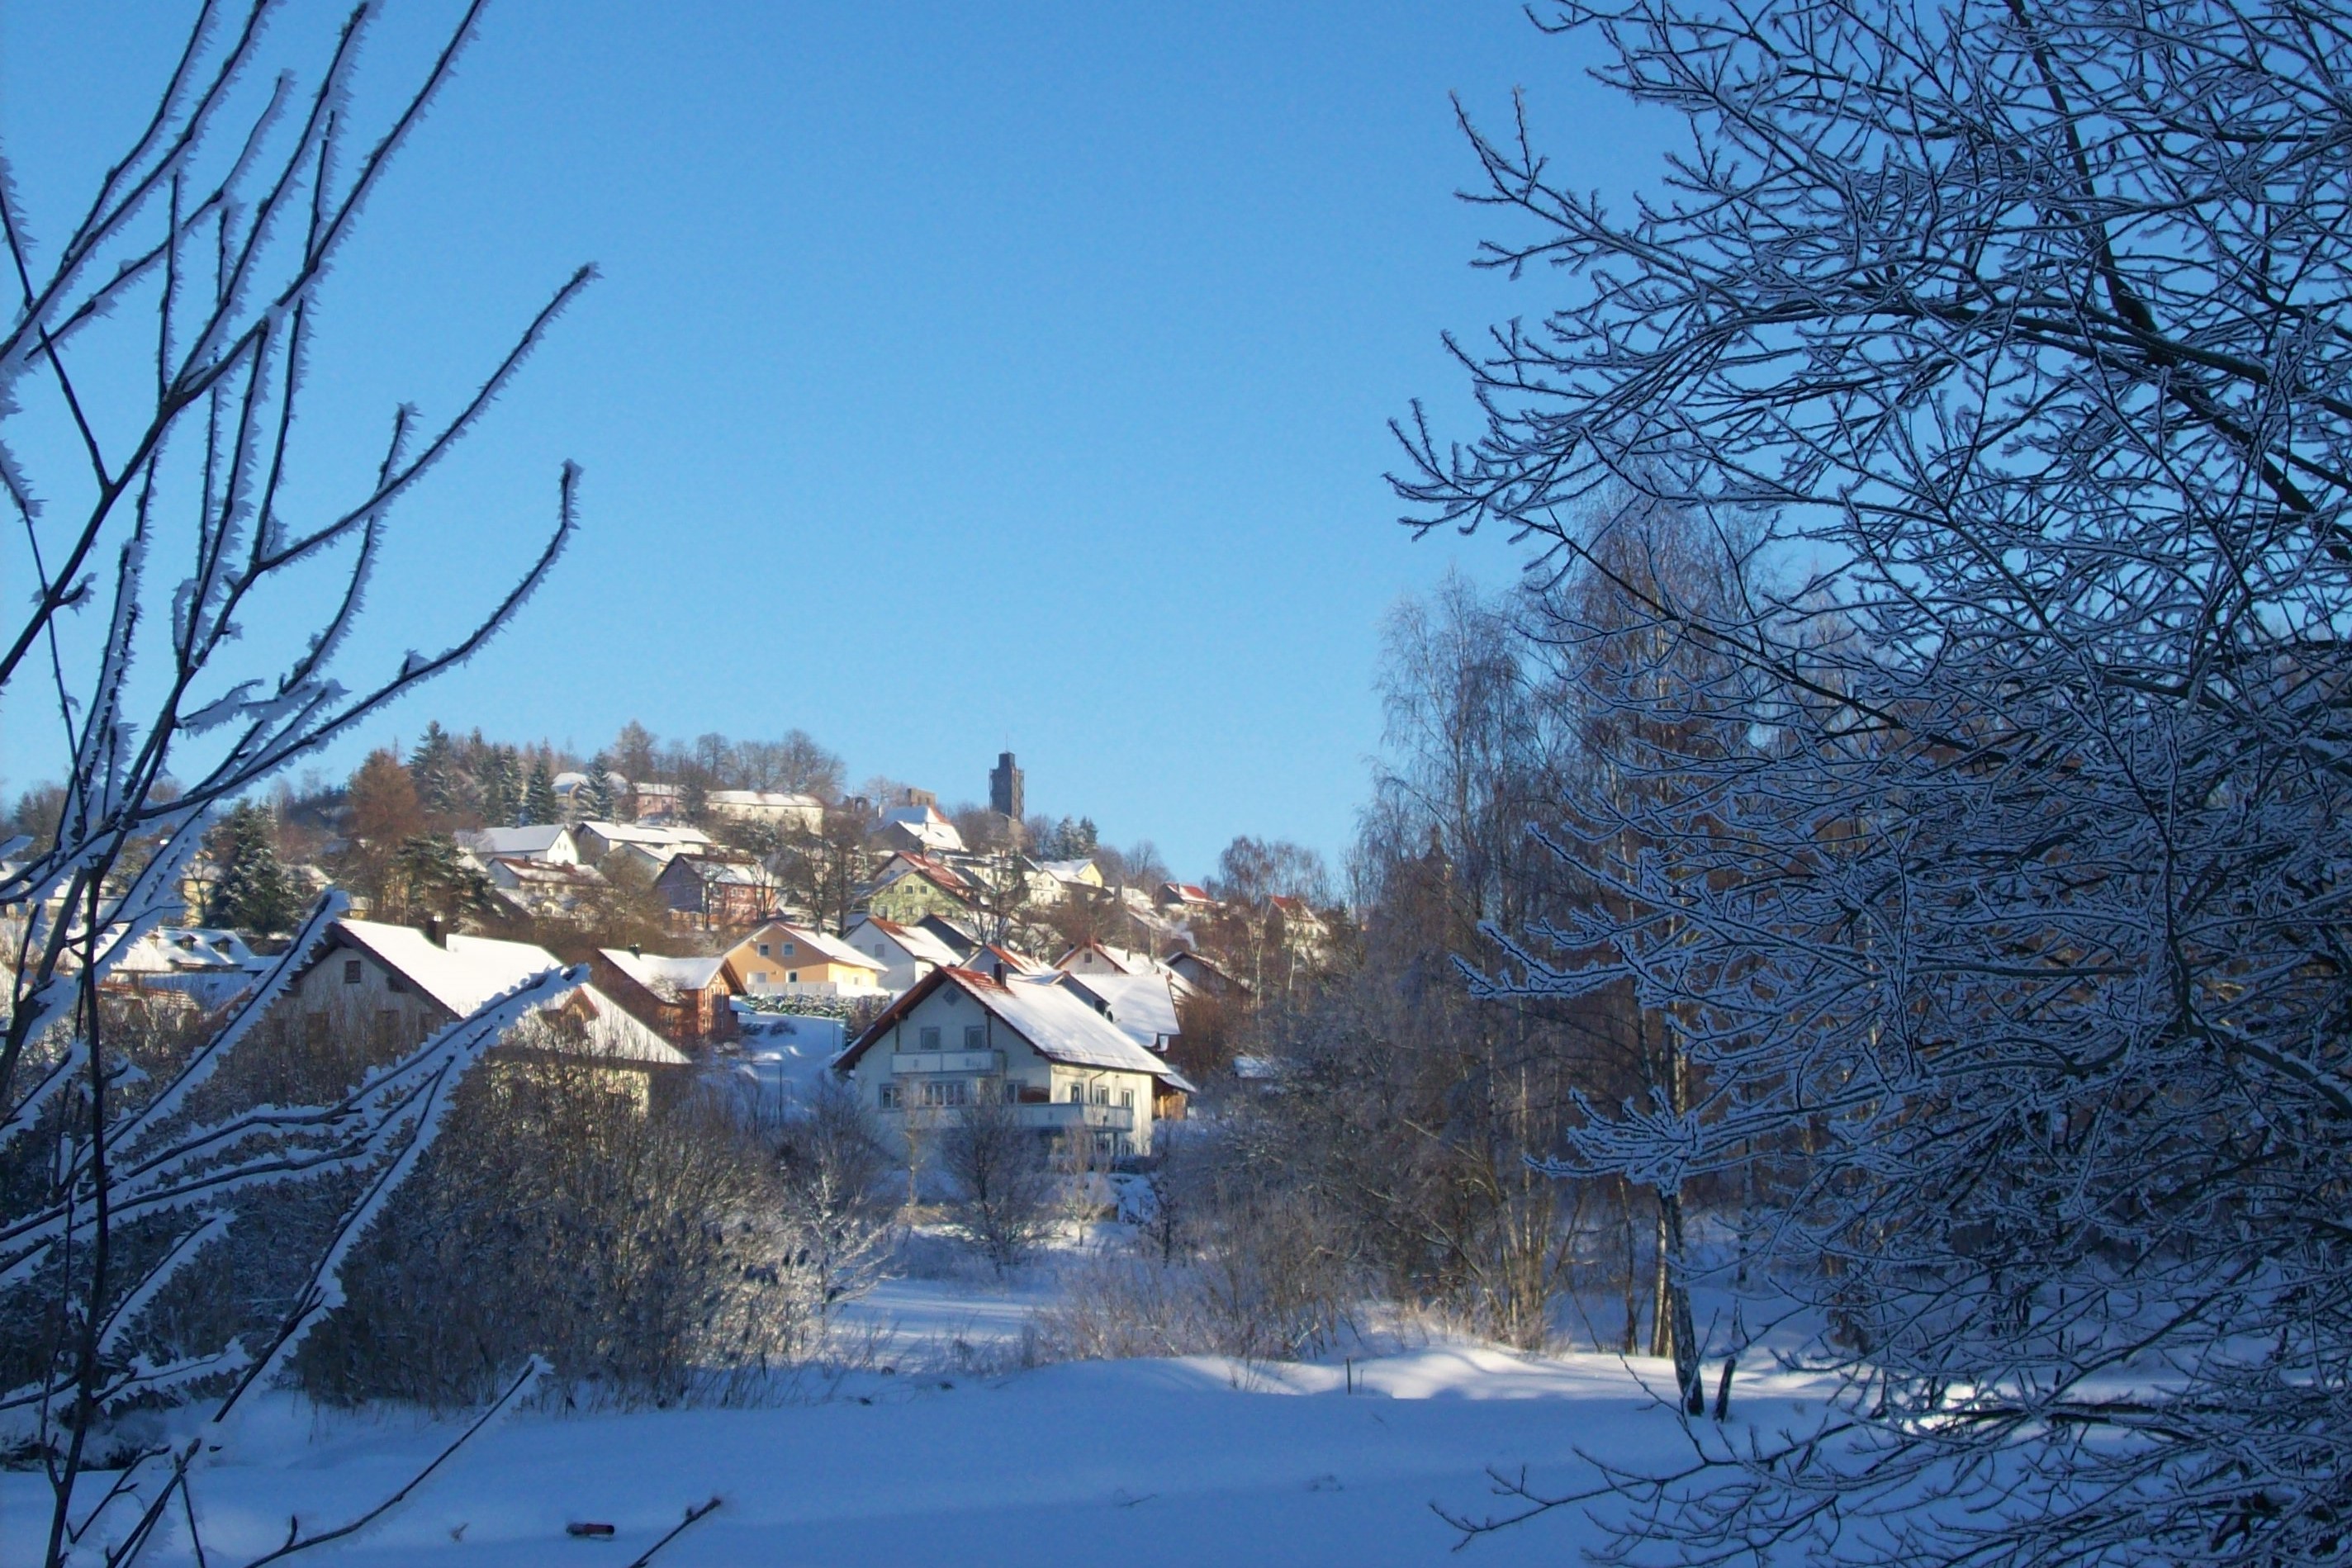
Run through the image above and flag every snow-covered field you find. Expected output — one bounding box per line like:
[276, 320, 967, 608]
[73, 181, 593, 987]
[9, 1259, 1837, 1566]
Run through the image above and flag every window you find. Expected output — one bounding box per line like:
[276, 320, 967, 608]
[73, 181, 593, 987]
[756, 942, 770, 957]
[964, 1024, 984, 1051]
[1068, 1084, 1084, 1103]
[386, 973, 406, 994]
[919, 1026, 941, 1051]
[343, 959, 362, 985]
[752, 970, 769, 984]
[786, 971, 799, 983]
[1120, 1088, 1134, 1109]
[880, 1082, 902, 1109]
[920, 1078, 970, 1107]
[781, 942, 796, 956]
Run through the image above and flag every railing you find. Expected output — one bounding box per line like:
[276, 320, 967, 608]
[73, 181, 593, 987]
[889, 1049, 1003, 1076]
[1010, 1101, 1133, 1133]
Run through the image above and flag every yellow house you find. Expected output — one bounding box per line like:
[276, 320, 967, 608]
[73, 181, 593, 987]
[720, 921, 888, 994]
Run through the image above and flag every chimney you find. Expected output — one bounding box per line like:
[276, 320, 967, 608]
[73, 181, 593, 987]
[424, 914, 446, 948]
[630, 943, 643, 959]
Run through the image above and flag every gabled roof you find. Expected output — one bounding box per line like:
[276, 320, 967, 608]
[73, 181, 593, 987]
[1165, 947, 1245, 991]
[1055, 970, 1188, 1049]
[600, 948, 728, 1001]
[323, 921, 688, 1066]
[970, 941, 1051, 977]
[657, 853, 773, 888]
[837, 967, 1192, 1087]
[709, 789, 822, 811]
[1158, 882, 1214, 907]
[845, 913, 962, 969]
[874, 853, 974, 896]
[329, 921, 558, 1016]
[576, 820, 714, 849]
[1054, 940, 1143, 975]
[457, 824, 574, 859]
[726, 921, 886, 973]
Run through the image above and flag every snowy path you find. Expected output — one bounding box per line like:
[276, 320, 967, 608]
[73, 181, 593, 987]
[5, 1347, 1819, 1566]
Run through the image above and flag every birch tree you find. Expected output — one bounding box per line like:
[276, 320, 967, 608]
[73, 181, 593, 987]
[1400, 2, 2352, 1561]
[1, 4, 590, 1561]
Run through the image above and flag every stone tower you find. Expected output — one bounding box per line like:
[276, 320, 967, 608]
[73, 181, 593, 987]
[989, 751, 1024, 822]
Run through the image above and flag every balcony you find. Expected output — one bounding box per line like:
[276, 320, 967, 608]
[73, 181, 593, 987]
[1010, 1101, 1133, 1133]
[889, 1049, 1003, 1076]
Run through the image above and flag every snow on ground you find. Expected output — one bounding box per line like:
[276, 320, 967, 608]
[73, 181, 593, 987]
[7, 1343, 1842, 1566]
[7, 1232, 1846, 1566]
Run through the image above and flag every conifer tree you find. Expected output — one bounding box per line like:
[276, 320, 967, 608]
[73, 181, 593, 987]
[407, 721, 462, 819]
[522, 758, 559, 826]
[202, 800, 301, 934]
[478, 746, 522, 827]
[579, 756, 618, 821]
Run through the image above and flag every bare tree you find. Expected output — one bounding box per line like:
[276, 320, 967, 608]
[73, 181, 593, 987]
[1401, 2, 2352, 1561]
[769, 1078, 897, 1328]
[937, 1092, 1055, 1273]
[0, 4, 590, 1561]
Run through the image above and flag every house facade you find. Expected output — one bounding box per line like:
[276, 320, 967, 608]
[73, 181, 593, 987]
[842, 913, 962, 992]
[862, 855, 976, 926]
[653, 853, 780, 930]
[592, 948, 737, 1045]
[834, 967, 1193, 1161]
[267, 920, 690, 1085]
[719, 921, 889, 996]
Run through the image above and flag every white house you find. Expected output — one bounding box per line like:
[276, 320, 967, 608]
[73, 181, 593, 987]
[104, 926, 273, 1011]
[273, 918, 689, 1071]
[573, 820, 717, 873]
[873, 803, 965, 855]
[454, 824, 580, 864]
[842, 912, 965, 992]
[706, 790, 823, 833]
[834, 966, 1193, 1161]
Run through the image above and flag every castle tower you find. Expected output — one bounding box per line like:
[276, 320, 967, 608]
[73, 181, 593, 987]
[989, 751, 1024, 822]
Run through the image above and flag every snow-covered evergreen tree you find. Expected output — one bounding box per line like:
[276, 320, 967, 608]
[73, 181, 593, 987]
[407, 721, 463, 820]
[522, 758, 560, 826]
[202, 800, 301, 935]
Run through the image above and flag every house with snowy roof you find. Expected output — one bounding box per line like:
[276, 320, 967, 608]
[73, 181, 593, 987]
[862, 853, 977, 926]
[719, 921, 889, 997]
[1054, 968, 1194, 1057]
[1156, 882, 1216, 912]
[842, 913, 964, 992]
[653, 853, 781, 931]
[706, 790, 823, 833]
[835, 966, 1195, 1161]
[454, 824, 580, 865]
[871, 803, 965, 856]
[103, 926, 273, 1011]
[1165, 947, 1246, 997]
[483, 855, 606, 924]
[592, 947, 736, 1045]
[573, 820, 717, 874]
[268, 919, 689, 1080]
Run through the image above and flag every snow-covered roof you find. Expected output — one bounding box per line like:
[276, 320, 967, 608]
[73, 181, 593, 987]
[1158, 882, 1214, 907]
[457, 825, 574, 859]
[661, 854, 772, 887]
[971, 942, 1052, 977]
[846, 914, 962, 969]
[111, 926, 268, 975]
[875, 854, 974, 895]
[1039, 858, 1098, 883]
[1055, 970, 1188, 1048]
[330, 921, 560, 1016]
[328, 921, 687, 1066]
[489, 856, 604, 888]
[577, 820, 714, 849]
[732, 922, 886, 973]
[709, 789, 821, 811]
[839, 968, 1192, 1088]
[600, 948, 728, 1001]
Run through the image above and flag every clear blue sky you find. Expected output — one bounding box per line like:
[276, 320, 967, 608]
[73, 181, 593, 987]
[2, 2, 1664, 880]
